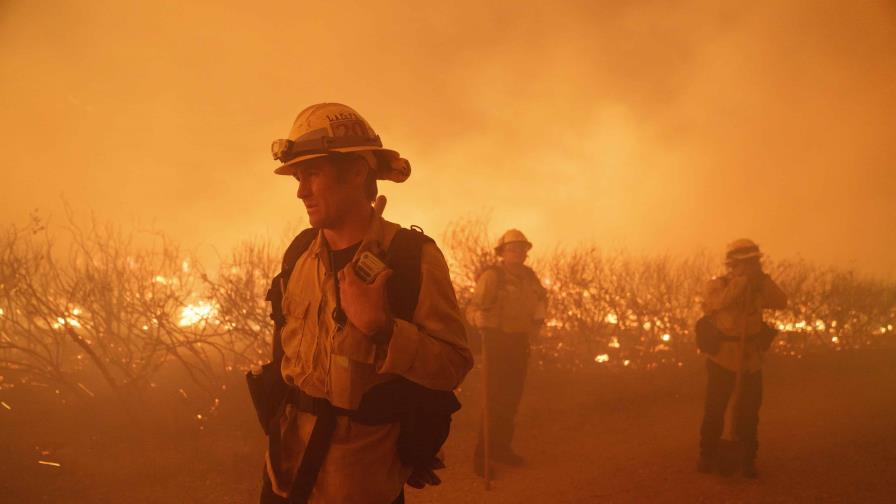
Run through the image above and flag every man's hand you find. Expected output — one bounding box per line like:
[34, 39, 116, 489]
[731, 261, 764, 291]
[338, 262, 393, 336]
[406, 467, 442, 489]
[405, 458, 445, 489]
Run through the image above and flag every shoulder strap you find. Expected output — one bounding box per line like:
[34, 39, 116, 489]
[385, 227, 434, 322]
[282, 228, 320, 280]
[523, 265, 544, 292]
[266, 228, 318, 361]
[523, 264, 537, 279]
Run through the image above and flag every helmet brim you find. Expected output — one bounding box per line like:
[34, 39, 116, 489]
[496, 240, 533, 253]
[274, 147, 401, 176]
[726, 251, 763, 263]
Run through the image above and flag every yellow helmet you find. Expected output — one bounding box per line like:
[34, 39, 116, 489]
[725, 238, 763, 263]
[271, 102, 411, 182]
[495, 229, 532, 253]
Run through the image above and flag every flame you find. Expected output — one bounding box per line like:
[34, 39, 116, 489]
[54, 315, 81, 329]
[594, 353, 610, 363]
[608, 336, 620, 349]
[178, 301, 217, 327]
[605, 313, 618, 325]
[661, 333, 671, 342]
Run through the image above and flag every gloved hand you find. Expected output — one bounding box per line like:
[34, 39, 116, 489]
[405, 457, 445, 488]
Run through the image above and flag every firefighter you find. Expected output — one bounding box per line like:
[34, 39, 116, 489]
[257, 103, 473, 503]
[697, 239, 787, 478]
[467, 229, 547, 475]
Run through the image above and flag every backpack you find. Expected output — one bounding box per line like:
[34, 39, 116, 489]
[246, 226, 460, 471]
[465, 263, 542, 350]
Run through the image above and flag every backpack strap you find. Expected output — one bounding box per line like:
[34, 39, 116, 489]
[283, 228, 321, 277]
[266, 228, 318, 362]
[385, 227, 434, 322]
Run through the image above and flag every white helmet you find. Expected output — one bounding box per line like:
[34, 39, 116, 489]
[495, 229, 533, 253]
[271, 102, 410, 183]
[725, 238, 763, 263]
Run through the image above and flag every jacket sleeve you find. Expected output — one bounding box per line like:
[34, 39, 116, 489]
[376, 242, 474, 391]
[465, 268, 500, 329]
[759, 274, 788, 309]
[702, 275, 749, 313]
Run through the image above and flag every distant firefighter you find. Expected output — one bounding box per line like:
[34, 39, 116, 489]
[249, 103, 473, 503]
[466, 229, 547, 477]
[695, 239, 787, 478]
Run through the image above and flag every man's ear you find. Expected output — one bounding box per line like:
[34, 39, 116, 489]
[353, 156, 373, 184]
[350, 155, 371, 183]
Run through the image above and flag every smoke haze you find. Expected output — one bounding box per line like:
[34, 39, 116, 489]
[2, 0, 894, 276]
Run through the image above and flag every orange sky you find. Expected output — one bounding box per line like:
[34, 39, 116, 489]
[2, 0, 894, 277]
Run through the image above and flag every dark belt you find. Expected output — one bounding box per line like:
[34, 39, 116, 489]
[268, 387, 351, 504]
[286, 387, 354, 417]
[269, 388, 352, 504]
[269, 380, 449, 503]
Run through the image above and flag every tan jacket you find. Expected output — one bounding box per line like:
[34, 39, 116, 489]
[702, 273, 788, 372]
[467, 262, 547, 335]
[266, 215, 473, 502]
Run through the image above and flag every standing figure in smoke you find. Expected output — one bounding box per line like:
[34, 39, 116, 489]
[249, 102, 473, 503]
[467, 229, 547, 476]
[696, 239, 787, 478]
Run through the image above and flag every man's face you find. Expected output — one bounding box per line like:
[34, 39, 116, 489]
[726, 258, 762, 276]
[293, 156, 365, 229]
[500, 242, 530, 265]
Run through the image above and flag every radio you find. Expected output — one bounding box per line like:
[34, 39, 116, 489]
[355, 251, 387, 284]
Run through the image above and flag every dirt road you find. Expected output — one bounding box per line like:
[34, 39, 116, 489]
[2, 350, 893, 503]
[412, 350, 896, 503]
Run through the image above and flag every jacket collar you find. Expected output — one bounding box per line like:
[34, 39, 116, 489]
[308, 211, 393, 260]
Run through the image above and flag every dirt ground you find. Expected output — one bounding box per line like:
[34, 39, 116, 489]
[2, 350, 894, 503]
